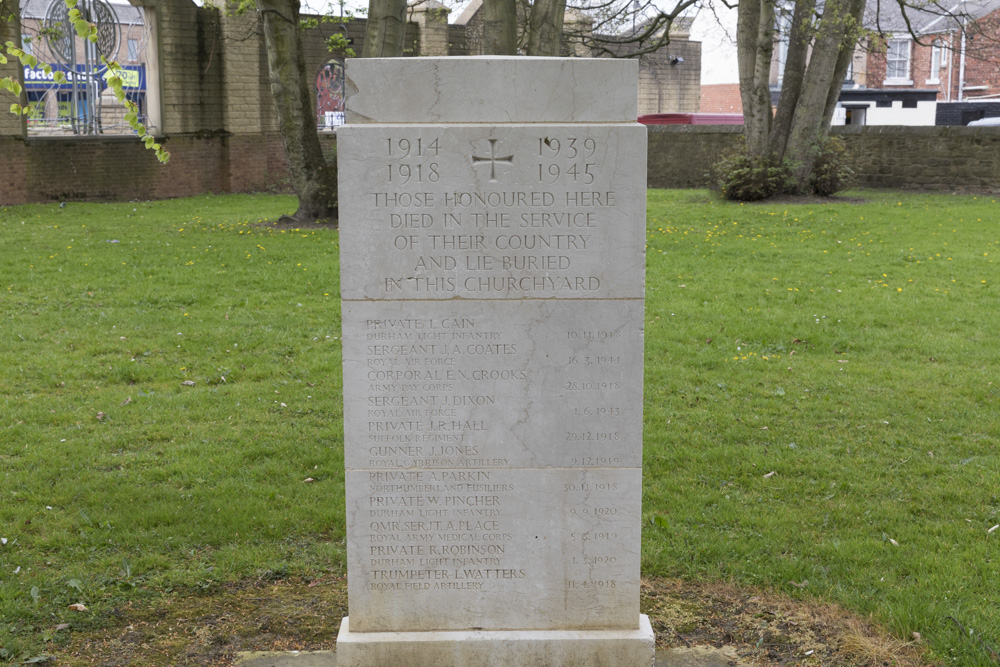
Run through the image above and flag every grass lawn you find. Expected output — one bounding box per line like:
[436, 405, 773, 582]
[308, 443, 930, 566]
[0, 190, 998, 665]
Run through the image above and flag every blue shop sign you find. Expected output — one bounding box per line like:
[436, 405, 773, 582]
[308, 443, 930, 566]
[23, 64, 145, 91]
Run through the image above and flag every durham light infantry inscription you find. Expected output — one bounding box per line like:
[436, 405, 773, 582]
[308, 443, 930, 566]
[337, 57, 653, 667]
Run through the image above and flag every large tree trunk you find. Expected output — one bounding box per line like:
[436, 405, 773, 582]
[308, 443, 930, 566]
[526, 0, 566, 56]
[768, 0, 815, 158]
[257, 0, 338, 224]
[736, 0, 775, 156]
[363, 0, 408, 57]
[482, 0, 518, 55]
[784, 0, 864, 190]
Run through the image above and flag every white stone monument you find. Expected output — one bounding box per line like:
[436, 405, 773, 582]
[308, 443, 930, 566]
[336, 57, 652, 667]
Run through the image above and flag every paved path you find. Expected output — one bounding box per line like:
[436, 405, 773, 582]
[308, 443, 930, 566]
[234, 645, 750, 666]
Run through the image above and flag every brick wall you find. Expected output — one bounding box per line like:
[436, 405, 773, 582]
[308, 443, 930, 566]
[700, 83, 743, 113]
[637, 43, 701, 114]
[157, 0, 224, 134]
[0, 0, 26, 139]
[867, 11, 1000, 102]
[600, 40, 702, 114]
[937, 101, 1000, 125]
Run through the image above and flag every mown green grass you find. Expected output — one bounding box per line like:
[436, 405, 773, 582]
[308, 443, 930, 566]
[1, 190, 998, 664]
[642, 190, 1000, 665]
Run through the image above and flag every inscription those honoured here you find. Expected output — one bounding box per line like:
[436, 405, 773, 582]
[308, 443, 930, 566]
[338, 57, 647, 644]
[339, 126, 645, 301]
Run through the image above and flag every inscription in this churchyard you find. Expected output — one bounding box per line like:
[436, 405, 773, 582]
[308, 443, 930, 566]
[336, 57, 653, 666]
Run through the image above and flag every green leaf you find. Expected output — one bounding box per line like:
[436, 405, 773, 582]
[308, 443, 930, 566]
[52, 71, 66, 83]
[0, 53, 7, 65]
[25, 54, 37, 69]
[67, 578, 83, 592]
[10, 102, 21, 115]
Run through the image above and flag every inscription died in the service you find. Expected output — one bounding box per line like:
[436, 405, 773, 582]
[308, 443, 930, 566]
[340, 125, 645, 302]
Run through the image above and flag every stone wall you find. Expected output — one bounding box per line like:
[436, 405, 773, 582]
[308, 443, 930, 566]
[646, 125, 1000, 193]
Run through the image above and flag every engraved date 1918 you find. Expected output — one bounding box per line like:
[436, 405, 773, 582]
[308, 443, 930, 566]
[386, 137, 441, 184]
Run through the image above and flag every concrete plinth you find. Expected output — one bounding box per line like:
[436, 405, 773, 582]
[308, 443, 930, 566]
[335, 615, 656, 667]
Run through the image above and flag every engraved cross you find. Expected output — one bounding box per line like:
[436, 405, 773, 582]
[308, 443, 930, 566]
[472, 139, 514, 183]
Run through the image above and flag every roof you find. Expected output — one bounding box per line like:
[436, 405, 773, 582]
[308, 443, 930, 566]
[863, 0, 1000, 35]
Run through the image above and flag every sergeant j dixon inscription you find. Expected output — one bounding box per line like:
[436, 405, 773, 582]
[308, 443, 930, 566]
[336, 57, 653, 667]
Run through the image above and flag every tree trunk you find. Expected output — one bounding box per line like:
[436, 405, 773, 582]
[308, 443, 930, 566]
[257, 0, 338, 224]
[736, 0, 774, 156]
[482, 0, 518, 55]
[526, 0, 566, 56]
[363, 0, 408, 57]
[784, 0, 862, 190]
[768, 0, 815, 159]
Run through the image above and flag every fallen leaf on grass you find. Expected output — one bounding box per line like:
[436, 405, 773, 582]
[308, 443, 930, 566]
[763, 471, 777, 479]
[889, 538, 899, 547]
[988, 524, 999, 534]
[121, 397, 132, 406]
[68, 603, 88, 612]
[789, 580, 808, 588]
[54, 623, 70, 631]
[181, 381, 195, 387]
[95, 412, 105, 421]
[303, 477, 315, 483]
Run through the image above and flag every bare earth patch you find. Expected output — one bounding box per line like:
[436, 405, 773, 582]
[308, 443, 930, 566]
[50, 576, 927, 666]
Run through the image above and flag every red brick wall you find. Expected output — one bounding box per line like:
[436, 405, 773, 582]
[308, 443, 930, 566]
[0, 138, 28, 205]
[0, 133, 340, 205]
[700, 84, 743, 113]
[867, 10, 1000, 101]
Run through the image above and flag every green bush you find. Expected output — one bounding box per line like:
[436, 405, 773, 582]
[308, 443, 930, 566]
[810, 135, 856, 196]
[709, 146, 791, 201]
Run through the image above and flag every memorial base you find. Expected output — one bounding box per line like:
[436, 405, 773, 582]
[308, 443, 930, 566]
[336, 615, 655, 667]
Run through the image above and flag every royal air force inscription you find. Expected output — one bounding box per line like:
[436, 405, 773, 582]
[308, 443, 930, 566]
[375, 135, 617, 296]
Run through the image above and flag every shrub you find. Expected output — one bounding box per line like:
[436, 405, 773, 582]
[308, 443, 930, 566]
[810, 136, 856, 196]
[709, 146, 791, 202]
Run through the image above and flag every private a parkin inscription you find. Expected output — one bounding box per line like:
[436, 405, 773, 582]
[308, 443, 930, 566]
[336, 57, 653, 667]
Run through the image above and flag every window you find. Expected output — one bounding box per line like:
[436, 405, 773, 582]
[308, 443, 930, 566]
[929, 38, 948, 83]
[886, 38, 912, 83]
[127, 39, 139, 62]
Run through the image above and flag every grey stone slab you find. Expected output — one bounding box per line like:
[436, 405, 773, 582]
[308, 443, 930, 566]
[345, 57, 639, 125]
[337, 57, 649, 666]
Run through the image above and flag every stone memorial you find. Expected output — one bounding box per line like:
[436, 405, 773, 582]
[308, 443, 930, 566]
[336, 57, 652, 666]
